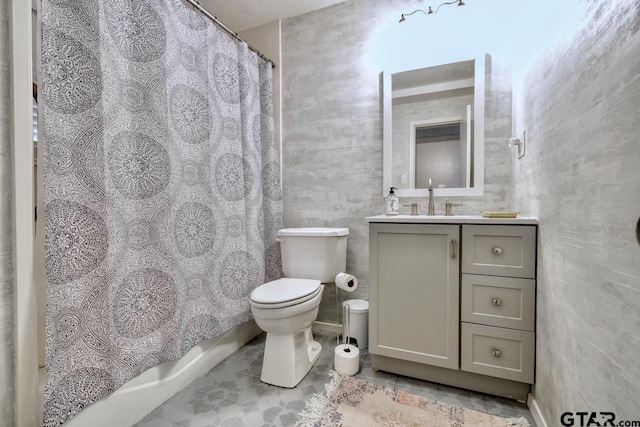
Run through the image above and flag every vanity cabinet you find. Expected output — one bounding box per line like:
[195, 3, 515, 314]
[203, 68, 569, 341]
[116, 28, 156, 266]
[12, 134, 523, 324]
[368, 218, 537, 401]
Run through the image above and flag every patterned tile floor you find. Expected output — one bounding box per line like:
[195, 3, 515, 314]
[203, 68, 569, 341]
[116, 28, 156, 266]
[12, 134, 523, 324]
[136, 331, 537, 426]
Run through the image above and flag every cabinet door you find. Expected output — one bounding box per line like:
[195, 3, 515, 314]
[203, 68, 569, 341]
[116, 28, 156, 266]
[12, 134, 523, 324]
[369, 224, 460, 369]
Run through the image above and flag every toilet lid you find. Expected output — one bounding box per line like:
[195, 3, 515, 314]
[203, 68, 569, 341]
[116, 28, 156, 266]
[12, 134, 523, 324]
[250, 278, 321, 304]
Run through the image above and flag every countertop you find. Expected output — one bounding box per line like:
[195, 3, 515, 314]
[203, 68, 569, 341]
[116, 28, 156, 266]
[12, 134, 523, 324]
[366, 214, 538, 225]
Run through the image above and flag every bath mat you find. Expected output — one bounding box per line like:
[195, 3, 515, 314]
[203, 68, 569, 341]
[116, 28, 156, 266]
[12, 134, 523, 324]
[296, 372, 530, 427]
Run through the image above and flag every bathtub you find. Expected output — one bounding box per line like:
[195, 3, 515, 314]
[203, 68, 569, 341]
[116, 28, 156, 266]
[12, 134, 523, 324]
[56, 320, 262, 427]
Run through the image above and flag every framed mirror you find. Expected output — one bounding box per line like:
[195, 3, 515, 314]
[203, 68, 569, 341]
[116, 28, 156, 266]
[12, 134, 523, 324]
[383, 55, 485, 197]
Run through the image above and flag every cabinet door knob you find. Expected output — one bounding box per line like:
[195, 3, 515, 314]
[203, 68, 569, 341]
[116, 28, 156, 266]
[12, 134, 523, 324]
[492, 298, 502, 306]
[451, 239, 457, 259]
[493, 247, 502, 255]
[492, 349, 501, 358]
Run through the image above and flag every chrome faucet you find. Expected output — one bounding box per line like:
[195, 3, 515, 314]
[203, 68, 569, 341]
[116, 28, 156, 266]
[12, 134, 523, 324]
[428, 178, 435, 216]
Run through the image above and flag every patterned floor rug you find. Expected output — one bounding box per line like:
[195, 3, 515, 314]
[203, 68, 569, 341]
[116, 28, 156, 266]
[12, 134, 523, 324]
[296, 372, 530, 427]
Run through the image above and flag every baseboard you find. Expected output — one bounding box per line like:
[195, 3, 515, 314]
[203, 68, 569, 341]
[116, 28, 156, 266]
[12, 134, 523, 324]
[527, 393, 549, 427]
[312, 321, 343, 335]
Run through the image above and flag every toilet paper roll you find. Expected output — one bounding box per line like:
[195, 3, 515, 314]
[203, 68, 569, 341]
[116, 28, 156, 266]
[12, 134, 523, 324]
[335, 272, 358, 292]
[334, 344, 360, 375]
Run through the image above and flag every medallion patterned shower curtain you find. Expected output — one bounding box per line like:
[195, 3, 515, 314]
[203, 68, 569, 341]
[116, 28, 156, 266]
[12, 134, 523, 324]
[40, 0, 283, 425]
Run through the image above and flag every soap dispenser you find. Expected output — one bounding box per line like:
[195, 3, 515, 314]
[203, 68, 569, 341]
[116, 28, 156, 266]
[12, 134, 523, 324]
[385, 187, 399, 215]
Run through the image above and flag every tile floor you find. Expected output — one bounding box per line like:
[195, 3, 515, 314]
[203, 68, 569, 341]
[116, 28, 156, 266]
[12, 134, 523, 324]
[136, 331, 537, 426]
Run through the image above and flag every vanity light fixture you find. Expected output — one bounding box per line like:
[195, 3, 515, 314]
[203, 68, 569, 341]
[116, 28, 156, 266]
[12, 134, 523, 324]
[399, 0, 465, 23]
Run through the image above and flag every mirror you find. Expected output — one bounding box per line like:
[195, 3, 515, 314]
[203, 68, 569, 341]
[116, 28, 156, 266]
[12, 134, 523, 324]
[383, 55, 485, 197]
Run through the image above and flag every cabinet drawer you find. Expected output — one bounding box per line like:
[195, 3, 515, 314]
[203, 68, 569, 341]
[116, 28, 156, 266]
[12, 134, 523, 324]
[461, 274, 535, 331]
[462, 225, 536, 278]
[461, 323, 534, 384]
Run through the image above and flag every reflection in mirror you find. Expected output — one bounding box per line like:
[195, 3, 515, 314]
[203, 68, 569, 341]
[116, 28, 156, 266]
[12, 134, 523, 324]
[417, 123, 462, 188]
[407, 104, 472, 190]
[383, 55, 485, 198]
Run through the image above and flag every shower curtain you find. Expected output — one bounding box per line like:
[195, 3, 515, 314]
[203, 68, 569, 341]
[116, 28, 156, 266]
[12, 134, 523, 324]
[40, 0, 283, 425]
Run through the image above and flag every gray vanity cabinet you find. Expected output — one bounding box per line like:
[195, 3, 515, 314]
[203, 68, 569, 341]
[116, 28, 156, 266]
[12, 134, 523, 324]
[369, 223, 460, 369]
[368, 219, 537, 400]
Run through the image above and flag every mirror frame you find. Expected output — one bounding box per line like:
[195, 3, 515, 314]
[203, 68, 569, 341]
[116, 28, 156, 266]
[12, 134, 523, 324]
[383, 54, 485, 197]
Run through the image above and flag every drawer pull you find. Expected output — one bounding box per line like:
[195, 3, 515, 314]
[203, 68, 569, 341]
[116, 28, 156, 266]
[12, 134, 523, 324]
[492, 298, 502, 307]
[492, 349, 501, 358]
[493, 247, 502, 255]
[451, 239, 457, 259]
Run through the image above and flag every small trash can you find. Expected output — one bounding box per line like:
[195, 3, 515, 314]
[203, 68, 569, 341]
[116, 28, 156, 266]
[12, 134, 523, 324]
[342, 299, 369, 349]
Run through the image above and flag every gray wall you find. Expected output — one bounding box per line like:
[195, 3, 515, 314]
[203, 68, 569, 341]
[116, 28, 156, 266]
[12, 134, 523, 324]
[0, 0, 15, 424]
[512, 0, 640, 422]
[281, 0, 513, 322]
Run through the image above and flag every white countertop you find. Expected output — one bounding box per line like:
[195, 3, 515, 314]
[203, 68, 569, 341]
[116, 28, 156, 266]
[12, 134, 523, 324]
[366, 214, 538, 225]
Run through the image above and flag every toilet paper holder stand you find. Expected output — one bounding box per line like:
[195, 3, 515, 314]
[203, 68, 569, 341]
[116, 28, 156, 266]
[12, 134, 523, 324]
[341, 303, 352, 352]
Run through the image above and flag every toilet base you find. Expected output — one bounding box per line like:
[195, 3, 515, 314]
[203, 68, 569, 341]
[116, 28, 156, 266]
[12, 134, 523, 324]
[260, 327, 322, 388]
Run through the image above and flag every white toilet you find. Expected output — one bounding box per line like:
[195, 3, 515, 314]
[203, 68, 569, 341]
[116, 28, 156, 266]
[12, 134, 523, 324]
[250, 227, 349, 388]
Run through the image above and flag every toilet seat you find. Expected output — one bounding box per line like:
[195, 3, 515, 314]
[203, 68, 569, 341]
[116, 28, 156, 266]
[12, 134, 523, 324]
[250, 278, 321, 309]
[250, 286, 322, 310]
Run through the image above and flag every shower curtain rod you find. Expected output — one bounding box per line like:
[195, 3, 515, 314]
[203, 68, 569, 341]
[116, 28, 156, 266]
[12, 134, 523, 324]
[184, 0, 276, 69]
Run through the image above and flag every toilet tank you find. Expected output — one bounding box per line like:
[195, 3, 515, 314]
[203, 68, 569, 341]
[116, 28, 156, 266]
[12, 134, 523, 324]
[278, 227, 349, 283]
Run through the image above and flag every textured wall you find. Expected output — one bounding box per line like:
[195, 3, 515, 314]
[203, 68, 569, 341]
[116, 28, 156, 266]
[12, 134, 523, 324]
[0, 0, 16, 424]
[281, 0, 513, 322]
[512, 0, 640, 422]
